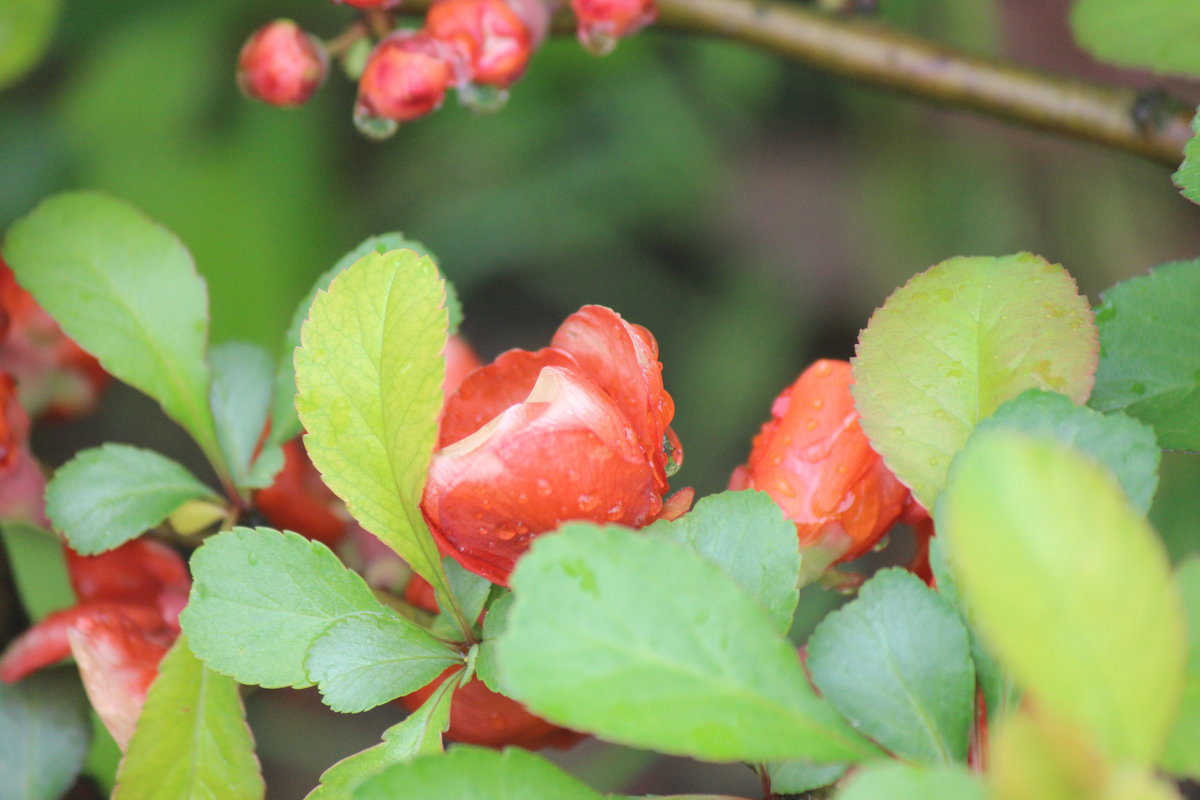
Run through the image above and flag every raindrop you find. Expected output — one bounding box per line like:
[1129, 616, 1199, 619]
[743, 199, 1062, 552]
[536, 479, 553, 496]
[457, 82, 510, 114]
[578, 24, 618, 56]
[352, 107, 399, 140]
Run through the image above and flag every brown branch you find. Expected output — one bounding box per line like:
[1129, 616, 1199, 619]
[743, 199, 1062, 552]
[653, 0, 1195, 166]
[389, 0, 1195, 166]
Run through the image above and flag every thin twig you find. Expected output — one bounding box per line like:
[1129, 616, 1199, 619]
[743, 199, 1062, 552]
[389, 0, 1195, 166]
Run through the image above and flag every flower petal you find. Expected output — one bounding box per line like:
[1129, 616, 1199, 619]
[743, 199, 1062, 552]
[550, 305, 675, 490]
[66, 538, 191, 604]
[68, 611, 172, 750]
[424, 365, 660, 584]
[438, 346, 579, 448]
[254, 438, 347, 546]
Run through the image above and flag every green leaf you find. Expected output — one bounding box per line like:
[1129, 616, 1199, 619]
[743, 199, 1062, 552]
[978, 390, 1160, 512]
[4, 192, 224, 471]
[852, 253, 1097, 510]
[0, 669, 91, 800]
[644, 489, 800, 633]
[1173, 110, 1200, 206]
[45, 444, 220, 555]
[273, 234, 444, 446]
[1071, 0, 1200, 76]
[807, 568, 975, 764]
[180, 528, 387, 688]
[0, 523, 72, 621]
[768, 760, 847, 794]
[209, 341, 279, 489]
[306, 671, 459, 800]
[113, 636, 264, 800]
[355, 746, 604, 800]
[835, 762, 984, 800]
[1090, 260, 1200, 451]
[305, 611, 461, 713]
[497, 524, 882, 763]
[936, 432, 1185, 763]
[0, 0, 60, 89]
[474, 590, 513, 693]
[928, 538, 1020, 726]
[85, 713, 121, 795]
[294, 250, 454, 615]
[443, 557, 492, 629]
[1161, 557, 1200, 778]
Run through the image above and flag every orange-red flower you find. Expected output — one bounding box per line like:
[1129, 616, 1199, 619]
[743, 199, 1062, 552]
[0, 538, 188, 747]
[731, 359, 920, 565]
[398, 667, 583, 749]
[0, 259, 108, 421]
[0, 372, 46, 525]
[422, 305, 686, 585]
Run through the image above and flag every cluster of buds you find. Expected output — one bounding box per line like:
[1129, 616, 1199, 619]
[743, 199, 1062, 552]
[236, 0, 657, 137]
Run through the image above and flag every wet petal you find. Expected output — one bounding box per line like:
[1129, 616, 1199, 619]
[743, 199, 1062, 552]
[66, 538, 190, 604]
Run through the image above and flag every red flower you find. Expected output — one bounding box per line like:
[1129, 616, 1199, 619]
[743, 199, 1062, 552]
[237, 20, 329, 107]
[399, 667, 583, 749]
[730, 359, 919, 565]
[422, 305, 686, 585]
[0, 372, 46, 525]
[0, 259, 108, 422]
[356, 32, 456, 123]
[426, 0, 533, 87]
[255, 439, 349, 546]
[0, 538, 188, 748]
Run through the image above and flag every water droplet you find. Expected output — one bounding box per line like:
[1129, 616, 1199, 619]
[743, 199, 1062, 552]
[352, 107, 399, 140]
[774, 478, 797, 498]
[1131, 382, 1147, 396]
[247, 551, 258, 566]
[496, 528, 516, 541]
[769, 455, 783, 466]
[606, 502, 625, 520]
[536, 479, 553, 496]
[480, 498, 491, 509]
[578, 494, 599, 512]
[805, 419, 818, 432]
[781, 435, 793, 445]
[836, 464, 848, 475]
[457, 82, 510, 114]
[578, 23, 618, 56]
[518, 493, 529, 503]
[811, 398, 825, 411]
[477, 526, 489, 536]
[928, 457, 940, 467]
[567, 469, 580, 482]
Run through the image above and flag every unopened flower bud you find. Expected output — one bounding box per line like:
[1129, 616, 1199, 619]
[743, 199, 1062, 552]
[237, 20, 329, 107]
[427, 0, 533, 87]
[571, 0, 656, 54]
[355, 32, 455, 133]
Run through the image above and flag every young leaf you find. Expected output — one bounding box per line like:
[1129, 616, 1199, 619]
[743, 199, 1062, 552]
[45, 444, 220, 555]
[304, 611, 461, 713]
[474, 590, 513, 693]
[937, 432, 1185, 763]
[181, 528, 388, 688]
[807, 568, 974, 764]
[355, 746, 604, 800]
[0, 523, 72, 621]
[113, 636, 264, 800]
[1161, 557, 1200, 778]
[272, 234, 444, 446]
[852, 253, 1097, 510]
[1090, 260, 1200, 451]
[989, 709, 1184, 800]
[4, 192, 223, 471]
[0, 0, 59, 89]
[928, 538, 1020, 726]
[306, 671, 459, 800]
[497, 524, 882, 764]
[0, 668, 91, 800]
[644, 489, 801, 633]
[1173, 110, 1200, 206]
[294, 250, 451, 609]
[835, 762, 984, 800]
[443, 557, 493, 629]
[1071, 0, 1200, 77]
[768, 760, 848, 795]
[209, 341, 279, 489]
[977, 390, 1160, 512]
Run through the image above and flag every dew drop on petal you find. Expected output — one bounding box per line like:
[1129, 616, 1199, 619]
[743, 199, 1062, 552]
[496, 528, 516, 541]
[774, 478, 797, 498]
[536, 478, 552, 497]
[518, 493, 529, 503]
[606, 502, 625, 520]
[805, 419, 818, 432]
[811, 398, 825, 411]
[578, 494, 599, 512]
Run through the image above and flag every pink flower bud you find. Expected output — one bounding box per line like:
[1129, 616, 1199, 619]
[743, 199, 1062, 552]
[237, 20, 329, 107]
[356, 32, 455, 123]
[571, 0, 656, 53]
[427, 0, 533, 87]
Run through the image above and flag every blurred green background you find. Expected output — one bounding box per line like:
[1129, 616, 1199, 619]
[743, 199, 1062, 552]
[4, 0, 1200, 795]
